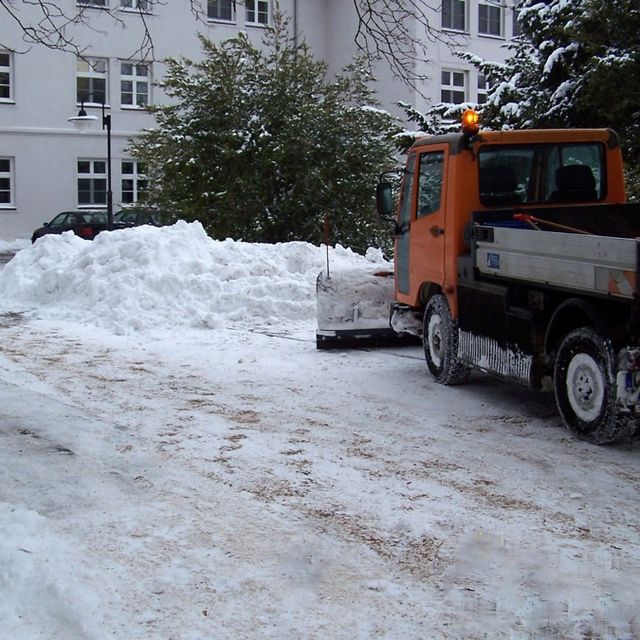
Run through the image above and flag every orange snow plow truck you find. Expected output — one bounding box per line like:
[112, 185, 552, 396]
[317, 111, 640, 444]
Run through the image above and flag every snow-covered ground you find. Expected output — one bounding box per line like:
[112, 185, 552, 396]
[0, 223, 639, 640]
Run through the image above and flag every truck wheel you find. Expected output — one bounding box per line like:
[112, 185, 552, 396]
[554, 327, 635, 444]
[423, 294, 470, 385]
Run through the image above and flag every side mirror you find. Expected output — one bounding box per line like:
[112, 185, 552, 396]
[376, 182, 394, 220]
[43, 222, 50, 227]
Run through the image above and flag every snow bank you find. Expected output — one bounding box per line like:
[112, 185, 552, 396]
[0, 221, 390, 334]
[0, 503, 106, 640]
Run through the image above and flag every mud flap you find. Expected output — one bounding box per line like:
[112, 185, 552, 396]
[316, 269, 417, 349]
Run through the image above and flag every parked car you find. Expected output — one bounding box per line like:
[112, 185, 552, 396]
[31, 211, 111, 243]
[113, 208, 176, 227]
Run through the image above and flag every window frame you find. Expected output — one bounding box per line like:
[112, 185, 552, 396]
[440, 69, 467, 105]
[0, 51, 13, 102]
[441, 0, 467, 32]
[207, 0, 235, 22]
[478, 1, 504, 38]
[77, 0, 108, 7]
[77, 159, 107, 207]
[119, 0, 151, 11]
[120, 61, 150, 109]
[477, 74, 488, 104]
[121, 160, 148, 204]
[0, 157, 15, 208]
[512, 2, 522, 37]
[245, 0, 269, 26]
[77, 57, 109, 107]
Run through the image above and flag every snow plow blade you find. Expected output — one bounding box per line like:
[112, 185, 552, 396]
[316, 327, 417, 349]
[316, 269, 418, 350]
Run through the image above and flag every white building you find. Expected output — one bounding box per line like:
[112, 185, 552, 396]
[0, 0, 518, 240]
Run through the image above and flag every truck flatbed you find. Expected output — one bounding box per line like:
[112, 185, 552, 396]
[475, 224, 638, 299]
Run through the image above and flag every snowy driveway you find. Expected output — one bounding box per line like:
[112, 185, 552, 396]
[1, 317, 639, 640]
[0, 226, 639, 639]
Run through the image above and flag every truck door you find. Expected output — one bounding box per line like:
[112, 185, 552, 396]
[395, 153, 416, 295]
[410, 147, 447, 292]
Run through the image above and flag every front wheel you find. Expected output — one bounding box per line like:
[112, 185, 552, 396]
[553, 327, 635, 444]
[423, 294, 470, 385]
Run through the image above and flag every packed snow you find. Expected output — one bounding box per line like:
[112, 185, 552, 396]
[1, 223, 639, 639]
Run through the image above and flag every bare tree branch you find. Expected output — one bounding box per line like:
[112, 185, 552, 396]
[0, 0, 168, 59]
[0, 0, 457, 91]
[352, 0, 462, 96]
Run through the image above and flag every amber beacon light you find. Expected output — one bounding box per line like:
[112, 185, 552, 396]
[461, 109, 481, 136]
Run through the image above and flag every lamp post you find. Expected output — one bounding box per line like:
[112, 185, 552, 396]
[69, 99, 113, 231]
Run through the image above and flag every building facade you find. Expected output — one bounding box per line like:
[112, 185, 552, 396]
[0, 0, 518, 239]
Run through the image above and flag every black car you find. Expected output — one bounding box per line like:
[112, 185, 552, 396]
[113, 208, 176, 227]
[31, 210, 110, 243]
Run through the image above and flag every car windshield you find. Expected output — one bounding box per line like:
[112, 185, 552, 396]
[153, 211, 175, 225]
[83, 212, 108, 224]
[115, 211, 141, 223]
[115, 209, 175, 225]
[49, 213, 69, 226]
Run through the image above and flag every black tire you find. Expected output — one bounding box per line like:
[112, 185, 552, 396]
[553, 327, 636, 444]
[423, 294, 470, 385]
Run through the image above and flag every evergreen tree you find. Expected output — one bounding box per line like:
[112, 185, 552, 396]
[129, 10, 398, 251]
[399, 0, 640, 196]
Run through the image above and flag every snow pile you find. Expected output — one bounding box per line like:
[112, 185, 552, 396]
[0, 504, 106, 639]
[0, 221, 390, 334]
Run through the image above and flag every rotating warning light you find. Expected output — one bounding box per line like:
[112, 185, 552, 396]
[461, 109, 481, 136]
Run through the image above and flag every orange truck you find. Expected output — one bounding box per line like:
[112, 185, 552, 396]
[317, 112, 640, 444]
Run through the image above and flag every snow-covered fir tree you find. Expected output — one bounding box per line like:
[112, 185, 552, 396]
[399, 0, 640, 197]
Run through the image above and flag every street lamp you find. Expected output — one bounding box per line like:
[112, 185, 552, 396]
[69, 99, 113, 231]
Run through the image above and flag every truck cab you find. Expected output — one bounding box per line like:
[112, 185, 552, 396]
[377, 116, 640, 444]
[390, 126, 626, 318]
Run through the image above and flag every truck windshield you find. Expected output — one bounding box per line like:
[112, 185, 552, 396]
[479, 142, 605, 206]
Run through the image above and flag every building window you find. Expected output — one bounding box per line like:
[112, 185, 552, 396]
[208, 0, 234, 21]
[479, 1, 503, 37]
[121, 160, 147, 203]
[121, 62, 150, 108]
[0, 52, 12, 101]
[512, 3, 522, 37]
[246, 0, 269, 25]
[120, 0, 150, 9]
[0, 157, 14, 206]
[78, 0, 108, 7]
[442, 0, 466, 31]
[477, 74, 488, 104]
[441, 70, 466, 104]
[78, 159, 107, 206]
[77, 57, 108, 105]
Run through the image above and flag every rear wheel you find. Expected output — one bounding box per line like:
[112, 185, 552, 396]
[554, 327, 635, 444]
[423, 294, 470, 385]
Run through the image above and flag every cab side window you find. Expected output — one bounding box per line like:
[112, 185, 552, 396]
[398, 154, 416, 226]
[417, 151, 444, 217]
[48, 213, 68, 229]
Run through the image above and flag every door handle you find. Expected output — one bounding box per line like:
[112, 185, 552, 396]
[430, 225, 445, 237]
